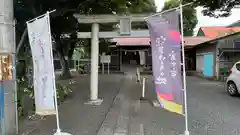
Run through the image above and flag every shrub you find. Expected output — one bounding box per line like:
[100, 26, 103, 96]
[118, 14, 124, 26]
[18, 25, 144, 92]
[76, 64, 85, 74]
[17, 77, 73, 120]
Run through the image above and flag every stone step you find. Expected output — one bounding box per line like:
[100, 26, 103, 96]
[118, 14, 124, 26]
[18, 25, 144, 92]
[97, 93, 124, 135]
[98, 76, 144, 135]
[129, 121, 144, 135]
[129, 101, 144, 135]
[113, 98, 131, 134]
[97, 78, 131, 135]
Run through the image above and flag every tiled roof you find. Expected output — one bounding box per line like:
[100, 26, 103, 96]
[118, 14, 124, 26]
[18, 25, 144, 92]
[199, 26, 240, 39]
[110, 37, 210, 47]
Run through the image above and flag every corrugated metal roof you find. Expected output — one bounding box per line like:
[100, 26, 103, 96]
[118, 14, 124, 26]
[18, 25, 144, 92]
[183, 37, 210, 46]
[110, 36, 210, 47]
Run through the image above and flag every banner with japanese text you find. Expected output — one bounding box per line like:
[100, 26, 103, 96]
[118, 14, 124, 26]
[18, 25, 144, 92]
[146, 10, 184, 115]
[27, 13, 56, 116]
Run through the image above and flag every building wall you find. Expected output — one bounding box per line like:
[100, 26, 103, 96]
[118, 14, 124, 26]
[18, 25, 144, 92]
[216, 33, 240, 79]
[217, 33, 240, 49]
[195, 43, 217, 77]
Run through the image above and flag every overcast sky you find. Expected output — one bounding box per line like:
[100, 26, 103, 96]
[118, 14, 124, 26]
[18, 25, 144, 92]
[154, 0, 240, 34]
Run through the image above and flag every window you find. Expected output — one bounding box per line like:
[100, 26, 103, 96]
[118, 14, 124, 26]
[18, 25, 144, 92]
[236, 63, 240, 71]
[224, 55, 230, 61]
[234, 41, 240, 49]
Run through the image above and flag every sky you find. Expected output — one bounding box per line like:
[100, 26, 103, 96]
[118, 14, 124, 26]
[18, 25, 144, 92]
[154, 0, 240, 34]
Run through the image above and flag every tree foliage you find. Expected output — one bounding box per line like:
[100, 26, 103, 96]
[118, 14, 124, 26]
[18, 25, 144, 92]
[14, 0, 156, 79]
[161, 0, 198, 36]
[184, 0, 240, 17]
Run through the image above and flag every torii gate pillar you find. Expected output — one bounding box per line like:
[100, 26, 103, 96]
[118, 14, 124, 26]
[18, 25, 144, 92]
[74, 14, 151, 105]
[86, 23, 103, 105]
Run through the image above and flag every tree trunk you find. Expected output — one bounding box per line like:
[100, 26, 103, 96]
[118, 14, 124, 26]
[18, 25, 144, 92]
[67, 41, 75, 68]
[55, 38, 72, 79]
[16, 27, 27, 55]
[58, 49, 72, 79]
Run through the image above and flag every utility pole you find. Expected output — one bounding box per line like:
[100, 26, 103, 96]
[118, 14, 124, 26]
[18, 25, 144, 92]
[0, 0, 18, 134]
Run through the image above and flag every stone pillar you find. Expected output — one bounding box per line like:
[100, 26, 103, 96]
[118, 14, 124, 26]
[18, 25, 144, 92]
[0, 0, 17, 134]
[88, 23, 102, 105]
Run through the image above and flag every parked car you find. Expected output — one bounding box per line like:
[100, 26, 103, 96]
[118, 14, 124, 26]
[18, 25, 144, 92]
[226, 61, 240, 96]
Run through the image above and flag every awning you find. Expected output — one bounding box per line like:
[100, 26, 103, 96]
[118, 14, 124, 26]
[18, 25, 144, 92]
[217, 48, 240, 57]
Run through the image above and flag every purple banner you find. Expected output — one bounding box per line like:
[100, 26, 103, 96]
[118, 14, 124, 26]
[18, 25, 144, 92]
[146, 10, 184, 115]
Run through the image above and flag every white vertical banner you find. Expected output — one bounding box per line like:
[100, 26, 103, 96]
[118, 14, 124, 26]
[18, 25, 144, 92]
[27, 13, 56, 116]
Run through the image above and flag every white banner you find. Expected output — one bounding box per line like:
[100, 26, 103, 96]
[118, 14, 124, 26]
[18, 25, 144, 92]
[27, 13, 56, 115]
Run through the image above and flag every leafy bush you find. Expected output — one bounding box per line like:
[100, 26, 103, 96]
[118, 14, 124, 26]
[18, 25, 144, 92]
[17, 77, 73, 119]
[56, 83, 72, 103]
[76, 64, 85, 74]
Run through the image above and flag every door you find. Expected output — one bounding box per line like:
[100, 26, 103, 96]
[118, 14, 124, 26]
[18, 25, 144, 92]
[196, 55, 203, 72]
[203, 54, 214, 77]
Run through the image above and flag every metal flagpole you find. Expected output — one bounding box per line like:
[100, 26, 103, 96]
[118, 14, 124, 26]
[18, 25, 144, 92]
[26, 9, 56, 23]
[13, 20, 19, 134]
[45, 11, 61, 133]
[179, 3, 190, 135]
[45, 11, 72, 135]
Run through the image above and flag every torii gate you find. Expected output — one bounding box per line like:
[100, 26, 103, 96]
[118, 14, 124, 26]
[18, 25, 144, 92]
[73, 14, 151, 105]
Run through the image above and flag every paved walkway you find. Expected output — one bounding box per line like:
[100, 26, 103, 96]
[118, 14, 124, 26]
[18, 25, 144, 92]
[97, 72, 185, 135]
[23, 66, 233, 135]
[97, 74, 143, 135]
[19, 74, 125, 135]
[19, 68, 186, 135]
[142, 76, 240, 135]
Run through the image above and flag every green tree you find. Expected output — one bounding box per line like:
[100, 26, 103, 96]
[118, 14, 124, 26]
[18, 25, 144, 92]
[184, 0, 240, 17]
[161, 0, 198, 36]
[14, 0, 156, 79]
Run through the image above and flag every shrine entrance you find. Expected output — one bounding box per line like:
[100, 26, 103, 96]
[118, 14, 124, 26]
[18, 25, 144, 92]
[73, 14, 152, 104]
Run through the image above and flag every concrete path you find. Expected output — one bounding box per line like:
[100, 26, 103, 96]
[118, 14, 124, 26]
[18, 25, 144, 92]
[19, 75, 125, 135]
[143, 76, 240, 135]
[186, 76, 240, 135]
[19, 72, 237, 135]
[134, 76, 185, 135]
[97, 70, 185, 135]
[18, 67, 184, 135]
[97, 74, 143, 135]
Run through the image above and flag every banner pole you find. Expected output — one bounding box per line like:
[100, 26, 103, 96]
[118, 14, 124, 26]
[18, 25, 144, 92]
[46, 11, 60, 132]
[13, 20, 19, 134]
[26, 9, 56, 23]
[179, 3, 190, 135]
[45, 11, 72, 135]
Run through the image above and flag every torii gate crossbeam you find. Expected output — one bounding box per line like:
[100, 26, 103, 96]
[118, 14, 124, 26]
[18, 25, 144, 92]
[74, 14, 150, 105]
